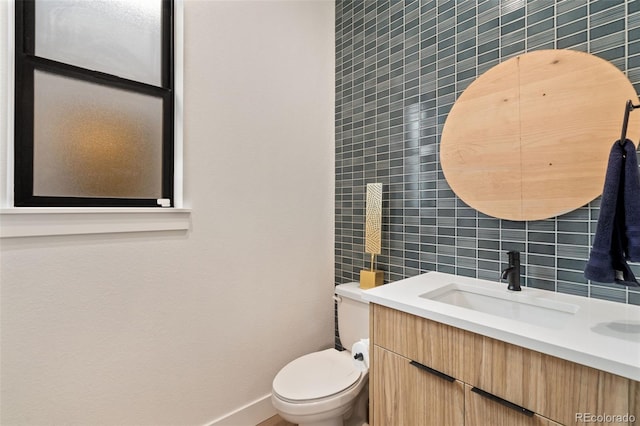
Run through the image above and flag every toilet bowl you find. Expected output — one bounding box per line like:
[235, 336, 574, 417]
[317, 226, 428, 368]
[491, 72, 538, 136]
[272, 348, 368, 426]
[271, 282, 370, 426]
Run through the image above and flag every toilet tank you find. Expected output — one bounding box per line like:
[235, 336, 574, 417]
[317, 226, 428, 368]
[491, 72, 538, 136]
[334, 282, 370, 350]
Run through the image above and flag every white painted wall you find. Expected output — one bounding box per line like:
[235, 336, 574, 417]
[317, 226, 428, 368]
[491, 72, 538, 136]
[0, 1, 335, 425]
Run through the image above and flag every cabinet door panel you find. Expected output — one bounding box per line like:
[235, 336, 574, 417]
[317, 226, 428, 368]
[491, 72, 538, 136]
[465, 385, 561, 426]
[372, 304, 465, 379]
[465, 333, 630, 425]
[372, 346, 464, 426]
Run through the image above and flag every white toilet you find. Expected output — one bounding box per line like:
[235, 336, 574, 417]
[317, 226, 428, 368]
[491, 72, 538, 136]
[271, 282, 370, 426]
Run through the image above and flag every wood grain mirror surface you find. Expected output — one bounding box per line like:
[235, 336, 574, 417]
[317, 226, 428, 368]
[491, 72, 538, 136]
[440, 49, 640, 221]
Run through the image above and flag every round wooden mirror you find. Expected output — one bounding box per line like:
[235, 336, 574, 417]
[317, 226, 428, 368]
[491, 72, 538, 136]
[440, 49, 640, 221]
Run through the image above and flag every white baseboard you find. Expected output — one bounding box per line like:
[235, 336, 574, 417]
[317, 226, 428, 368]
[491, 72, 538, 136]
[206, 393, 276, 426]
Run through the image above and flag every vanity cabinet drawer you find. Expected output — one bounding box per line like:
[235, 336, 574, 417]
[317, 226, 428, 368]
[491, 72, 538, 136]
[372, 345, 464, 426]
[464, 332, 631, 426]
[371, 304, 465, 380]
[465, 384, 561, 426]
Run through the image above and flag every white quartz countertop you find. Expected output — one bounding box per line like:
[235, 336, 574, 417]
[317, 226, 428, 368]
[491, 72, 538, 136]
[362, 271, 640, 381]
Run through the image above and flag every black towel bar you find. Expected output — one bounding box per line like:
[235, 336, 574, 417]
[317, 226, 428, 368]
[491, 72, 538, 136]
[620, 99, 640, 144]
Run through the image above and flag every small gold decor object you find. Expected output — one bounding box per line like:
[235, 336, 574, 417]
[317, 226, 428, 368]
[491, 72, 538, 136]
[360, 183, 384, 289]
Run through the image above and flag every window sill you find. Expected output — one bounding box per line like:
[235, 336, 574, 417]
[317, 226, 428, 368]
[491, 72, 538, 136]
[0, 207, 191, 238]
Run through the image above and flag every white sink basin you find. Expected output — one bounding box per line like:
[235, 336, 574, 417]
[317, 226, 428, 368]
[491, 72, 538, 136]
[419, 283, 580, 329]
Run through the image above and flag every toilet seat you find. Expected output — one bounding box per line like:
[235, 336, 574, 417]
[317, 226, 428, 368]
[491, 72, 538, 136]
[273, 348, 363, 402]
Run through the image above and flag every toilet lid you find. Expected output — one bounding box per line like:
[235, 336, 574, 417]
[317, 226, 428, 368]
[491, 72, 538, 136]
[273, 349, 362, 401]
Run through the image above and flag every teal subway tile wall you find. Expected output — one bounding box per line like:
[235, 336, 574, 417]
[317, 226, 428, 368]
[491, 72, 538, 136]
[334, 0, 640, 319]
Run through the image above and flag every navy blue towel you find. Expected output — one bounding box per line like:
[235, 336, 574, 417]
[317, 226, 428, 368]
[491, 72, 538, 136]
[585, 139, 640, 286]
[625, 140, 640, 262]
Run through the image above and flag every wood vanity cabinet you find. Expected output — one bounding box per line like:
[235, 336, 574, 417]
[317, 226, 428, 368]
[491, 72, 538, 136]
[370, 304, 638, 426]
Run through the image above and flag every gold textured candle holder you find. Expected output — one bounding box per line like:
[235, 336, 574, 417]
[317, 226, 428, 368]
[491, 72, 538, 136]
[360, 254, 384, 289]
[360, 183, 384, 289]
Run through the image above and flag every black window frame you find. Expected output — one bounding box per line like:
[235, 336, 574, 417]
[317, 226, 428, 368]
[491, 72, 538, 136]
[14, 0, 175, 207]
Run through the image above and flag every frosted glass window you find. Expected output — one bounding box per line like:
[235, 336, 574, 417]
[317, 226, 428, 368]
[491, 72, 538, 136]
[14, 0, 173, 207]
[35, 0, 162, 86]
[33, 70, 163, 199]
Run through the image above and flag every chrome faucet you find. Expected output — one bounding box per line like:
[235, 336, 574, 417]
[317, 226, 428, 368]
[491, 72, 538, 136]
[501, 251, 521, 291]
